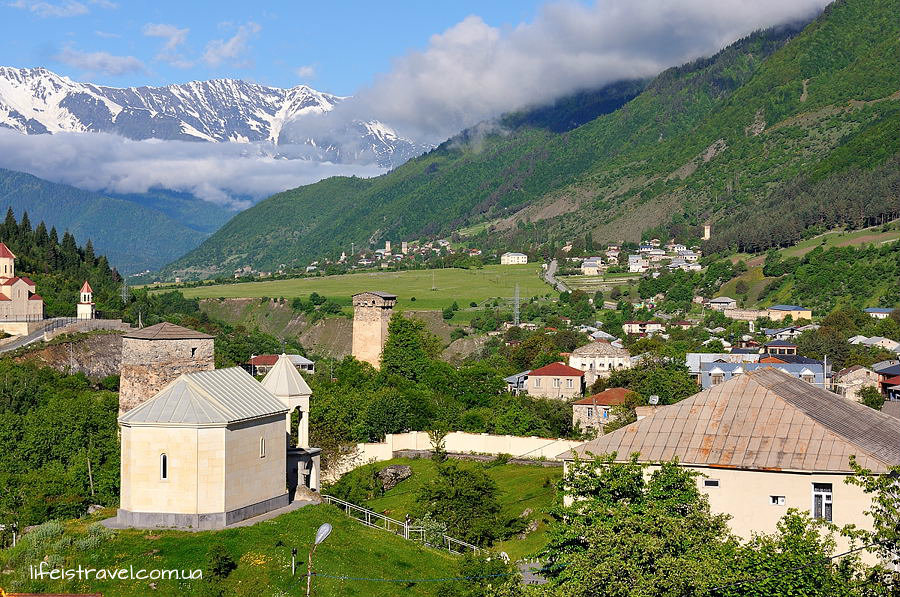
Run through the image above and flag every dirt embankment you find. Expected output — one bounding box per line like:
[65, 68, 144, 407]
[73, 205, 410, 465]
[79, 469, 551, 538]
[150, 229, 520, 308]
[14, 332, 124, 379]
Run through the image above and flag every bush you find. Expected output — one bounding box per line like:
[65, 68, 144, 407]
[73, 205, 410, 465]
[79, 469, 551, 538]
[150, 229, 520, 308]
[204, 543, 237, 582]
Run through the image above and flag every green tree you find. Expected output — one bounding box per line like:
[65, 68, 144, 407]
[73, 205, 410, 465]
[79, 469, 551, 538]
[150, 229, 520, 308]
[380, 313, 431, 382]
[858, 385, 885, 410]
[415, 462, 504, 546]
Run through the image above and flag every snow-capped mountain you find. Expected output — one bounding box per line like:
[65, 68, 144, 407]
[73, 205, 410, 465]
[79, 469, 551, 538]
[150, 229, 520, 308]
[0, 66, 423, 168]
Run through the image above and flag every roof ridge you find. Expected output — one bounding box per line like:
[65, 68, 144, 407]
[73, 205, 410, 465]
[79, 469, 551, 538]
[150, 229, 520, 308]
[182, 370, 241, 421]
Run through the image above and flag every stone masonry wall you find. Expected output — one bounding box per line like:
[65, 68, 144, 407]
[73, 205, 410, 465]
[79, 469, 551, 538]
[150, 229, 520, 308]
[351, 305, 391, 368]
[119, 337, 214, 413]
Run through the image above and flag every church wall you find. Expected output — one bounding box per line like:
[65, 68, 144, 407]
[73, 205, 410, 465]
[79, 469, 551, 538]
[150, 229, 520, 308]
[224, 415, 287, 512]
[120, 425, 226, 515]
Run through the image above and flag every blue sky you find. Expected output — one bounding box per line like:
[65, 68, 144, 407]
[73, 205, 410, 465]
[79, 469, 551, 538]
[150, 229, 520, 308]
[1, 0, 550, 94]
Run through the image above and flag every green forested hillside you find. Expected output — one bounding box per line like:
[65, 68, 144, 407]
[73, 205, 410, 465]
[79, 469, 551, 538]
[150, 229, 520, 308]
[0, 169, 232, 273]
[0, 208, 125, 316]
[167, 0, 899, 277]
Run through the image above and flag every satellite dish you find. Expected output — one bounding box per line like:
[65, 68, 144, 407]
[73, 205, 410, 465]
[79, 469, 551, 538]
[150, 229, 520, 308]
[648, 395, 660, 405]
[314, 523, 332, 545]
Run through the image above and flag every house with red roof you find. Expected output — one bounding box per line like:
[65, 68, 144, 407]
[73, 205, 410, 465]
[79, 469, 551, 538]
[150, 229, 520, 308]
[571, 387, 633, 433]
[526, 362, 585, 399]
[0, 242, 43, 332]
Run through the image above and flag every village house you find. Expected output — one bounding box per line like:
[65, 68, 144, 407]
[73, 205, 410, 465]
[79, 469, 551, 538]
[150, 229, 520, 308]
[622, 320, 665, 335]
[707, 296, 737, 311]
[764, 339, 798, 356]
[558, 368, 900, 562]
[848, 335, 900, 353]
[571, 387, 631, 433]
[568, 341, 631, 384]
[628, 254, 649, 273]
[767, 304, 813, 321]
[580, 257, 605, 276]
[525, 362, 584, 399]
[500, 252, 528, 265]
[700, 361, 826, 389]
[685, 352, 762, 385]
[832, 365, 880, 402]
[245, 354, 315, 376]
[864, 307, 895, 320]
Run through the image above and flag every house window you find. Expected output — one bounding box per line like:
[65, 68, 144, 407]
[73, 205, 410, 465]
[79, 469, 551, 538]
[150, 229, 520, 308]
[534, 378, 542, 388]
[602, 409, 609, 419]
[259, 437, 267, 458]
[553, 378, 561, 388]
[770, 496, 786, 506]
[191, 347, 197, 357]
[160, 453, 168, 480]
[801, 374, 814, 384]
[566, 378, 573, 389]
[812, 483, 832, 521]
[703, 479, 719, 488]
[711, 374, 724, 385]
[586, 407, 593, 418]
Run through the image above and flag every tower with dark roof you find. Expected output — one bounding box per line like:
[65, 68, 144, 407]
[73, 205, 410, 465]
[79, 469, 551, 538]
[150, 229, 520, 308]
[351, 291, 396, 368]
[118, 322, 215, 414]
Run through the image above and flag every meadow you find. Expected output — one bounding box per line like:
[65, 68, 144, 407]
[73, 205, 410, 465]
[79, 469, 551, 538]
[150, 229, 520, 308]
[345, 457, 562, 561]
[171, 264, 553, 311]
[0, 505, 458, 597]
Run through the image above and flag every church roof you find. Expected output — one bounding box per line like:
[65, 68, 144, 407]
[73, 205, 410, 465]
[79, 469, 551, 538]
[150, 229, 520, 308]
[119, 367, 288, 426]
[261, 354, 312, 398]
[559, 368, 900, 473]
[571, 341, 630, 358]
[123, 321, 213, 340]
[0, 242, 15, 259]
[80, 280, 93, 293]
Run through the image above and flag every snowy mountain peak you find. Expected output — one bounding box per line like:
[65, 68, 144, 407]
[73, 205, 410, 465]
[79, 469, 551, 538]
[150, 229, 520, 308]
[0, 66, 424, 168]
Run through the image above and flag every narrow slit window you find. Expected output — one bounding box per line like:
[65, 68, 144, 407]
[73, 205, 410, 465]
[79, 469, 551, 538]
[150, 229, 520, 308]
[703, 479, 719, 488]
[259, 437, 266, 458]
[160, 453, 168, 480]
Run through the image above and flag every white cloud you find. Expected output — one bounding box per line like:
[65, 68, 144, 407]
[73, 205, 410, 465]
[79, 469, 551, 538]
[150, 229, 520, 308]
[203, 21, 261, 67]
[143, 22, 192, 67]
[305, 0, 831, 144]
[8, 0, 88, 17]
[295, 65, 316, 79]
[0, 130, 384, 209]
[54, 45, 145, 76]
[94, 30, 120, 38]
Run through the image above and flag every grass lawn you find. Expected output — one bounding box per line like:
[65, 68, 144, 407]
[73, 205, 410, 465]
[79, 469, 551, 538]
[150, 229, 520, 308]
[351, 458, 561, 561]
[0, 505, 457, 597]
[779, 221, 899, 259]
[170, 264, 553, 311]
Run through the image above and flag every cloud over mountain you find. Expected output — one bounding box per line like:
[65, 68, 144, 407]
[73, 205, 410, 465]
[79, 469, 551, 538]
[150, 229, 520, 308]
[0, 129, 383, 209]
[307, 0, 831, 143]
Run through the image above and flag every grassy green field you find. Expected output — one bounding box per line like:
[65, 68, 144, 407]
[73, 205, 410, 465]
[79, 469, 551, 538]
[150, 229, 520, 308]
[779, 221, 899, 259]
[169, 264, 552, 311]
[0, 505, 457, 597]
[350, 458, 561, 561]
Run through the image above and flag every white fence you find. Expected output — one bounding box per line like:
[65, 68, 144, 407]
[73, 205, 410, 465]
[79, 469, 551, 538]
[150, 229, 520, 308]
[328, 431, 583, 480]
[321, 494, 479, 554]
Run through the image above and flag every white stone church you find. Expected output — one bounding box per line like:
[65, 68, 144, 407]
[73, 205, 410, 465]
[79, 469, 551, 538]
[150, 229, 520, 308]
[115, 352, 321, 530]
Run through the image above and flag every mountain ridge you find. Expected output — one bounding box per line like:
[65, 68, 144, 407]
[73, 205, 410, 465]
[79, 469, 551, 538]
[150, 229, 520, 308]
[164, 0, 898, 277]
[0, 66, 423, 168]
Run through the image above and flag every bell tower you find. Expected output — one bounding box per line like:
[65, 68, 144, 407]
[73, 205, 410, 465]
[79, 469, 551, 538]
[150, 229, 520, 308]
[77, 280, 95, 319]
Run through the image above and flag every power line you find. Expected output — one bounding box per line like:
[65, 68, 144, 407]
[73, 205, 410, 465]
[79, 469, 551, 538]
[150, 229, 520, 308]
[311, 571, 516, 583]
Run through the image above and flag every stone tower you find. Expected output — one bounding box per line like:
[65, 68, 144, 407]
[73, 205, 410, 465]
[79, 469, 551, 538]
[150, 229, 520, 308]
[702, 222, 711, 241]
[351, 291, 396, 368]
[77, 280, 95, 320]
[119, 322, 215, 414]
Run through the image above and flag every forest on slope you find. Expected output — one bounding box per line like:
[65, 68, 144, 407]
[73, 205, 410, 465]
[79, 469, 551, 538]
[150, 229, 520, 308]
[166, 0, 898, 278]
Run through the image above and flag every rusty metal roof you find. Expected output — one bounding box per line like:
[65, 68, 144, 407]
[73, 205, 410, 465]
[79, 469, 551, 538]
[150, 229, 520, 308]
[559, 368, 900, 473]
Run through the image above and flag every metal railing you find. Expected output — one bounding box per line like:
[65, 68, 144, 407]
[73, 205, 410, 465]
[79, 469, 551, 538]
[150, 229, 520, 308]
[321, 494, 480, 555]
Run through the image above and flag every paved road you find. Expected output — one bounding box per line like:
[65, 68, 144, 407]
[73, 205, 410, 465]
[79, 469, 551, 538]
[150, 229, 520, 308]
[0, 318, 76, 353]
[543, 259, 569, 293]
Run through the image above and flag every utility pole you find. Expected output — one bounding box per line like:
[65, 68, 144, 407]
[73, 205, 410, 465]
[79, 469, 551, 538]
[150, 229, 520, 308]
[514, 284, 520, 326]
[121, 278, 129, 304]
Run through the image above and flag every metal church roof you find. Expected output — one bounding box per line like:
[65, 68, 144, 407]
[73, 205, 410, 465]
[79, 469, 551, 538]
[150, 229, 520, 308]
[119, 367, 288, 426]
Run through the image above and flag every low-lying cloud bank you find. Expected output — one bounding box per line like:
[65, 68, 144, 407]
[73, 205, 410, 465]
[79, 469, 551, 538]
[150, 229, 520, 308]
[298, 0, 831, 143]
[0, 130, 385, 209]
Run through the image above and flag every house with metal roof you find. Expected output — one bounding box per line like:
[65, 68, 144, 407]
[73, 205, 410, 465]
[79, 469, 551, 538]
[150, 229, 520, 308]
[766, 304, 813, 321]
[558, 368, 900, 560]
[864, 307, 896, 320]
[700, 361, 827, 389]
[568, 341, 631, 384]
[116, 365, 313, 530]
